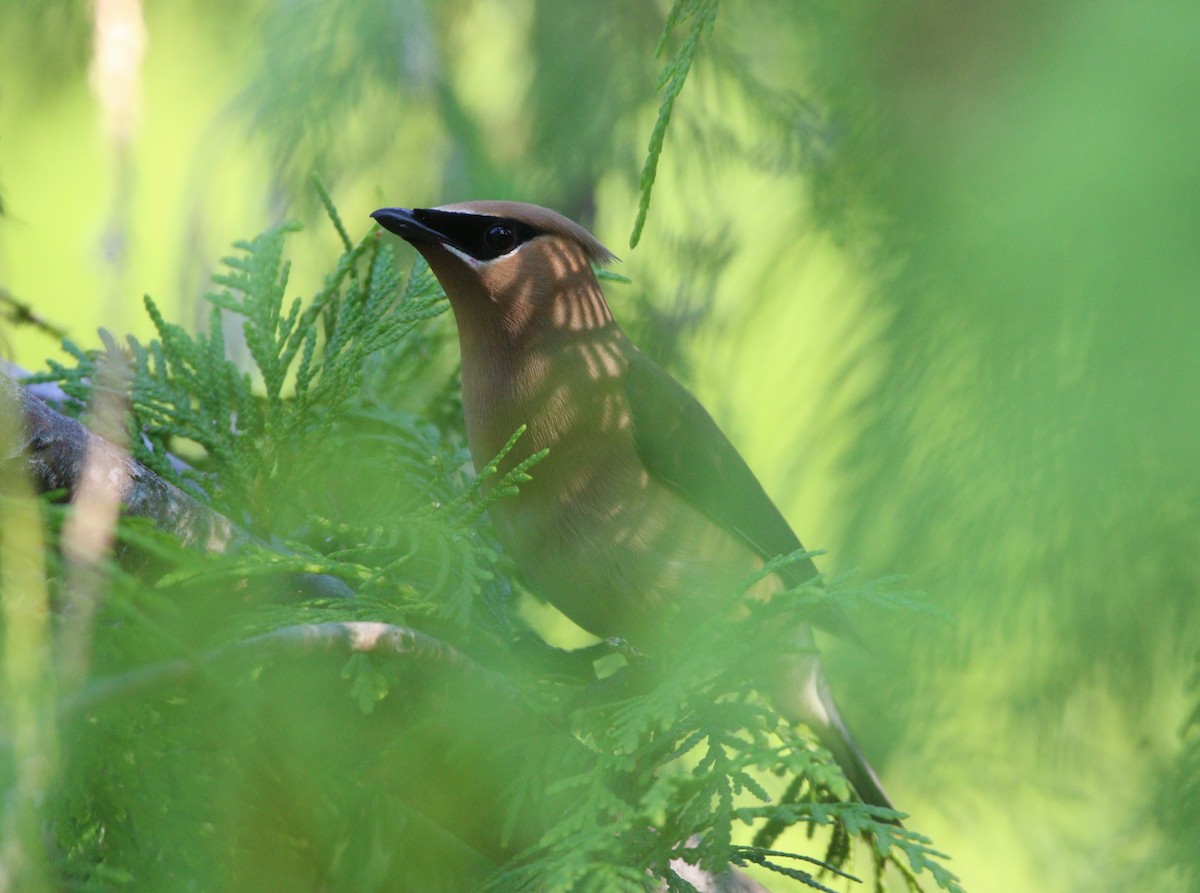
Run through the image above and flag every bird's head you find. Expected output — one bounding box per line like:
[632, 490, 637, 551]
[371, 201, 618, 342]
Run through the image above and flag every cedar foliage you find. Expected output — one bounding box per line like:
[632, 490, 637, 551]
[0, 1, 976, 889]
[16, 191, 966, 891]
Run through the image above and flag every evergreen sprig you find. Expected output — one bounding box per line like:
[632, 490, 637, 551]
[35, 206, 449, 528]
[630, 0, 720, 249]
[483, 567, 961, 893]
[26, 192, 965, 892]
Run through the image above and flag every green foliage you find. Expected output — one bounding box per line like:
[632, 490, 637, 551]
[13, 197, 968, 891]
[482, 565, 959, 892]
[5, 3, 974, 880]
[4, 0, 1195, 890]
[36, 203, 448, 529]
[1163, 656, 1200, 892]
[630, 0, 719, 249]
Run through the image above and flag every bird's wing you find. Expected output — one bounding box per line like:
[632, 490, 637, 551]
[624, 349, 813, 578]
[624, 350, 860, 641]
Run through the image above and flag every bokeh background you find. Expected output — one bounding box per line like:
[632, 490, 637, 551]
[2, 1, 1198, 891]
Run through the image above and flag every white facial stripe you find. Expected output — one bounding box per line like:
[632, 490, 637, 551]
[442, 243, 482, 266]
[442, 241, 520, 267]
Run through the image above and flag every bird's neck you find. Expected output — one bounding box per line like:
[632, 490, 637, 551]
[452, 284, 629, 475]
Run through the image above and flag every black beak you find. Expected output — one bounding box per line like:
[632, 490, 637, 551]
[370, 207, 442, 244]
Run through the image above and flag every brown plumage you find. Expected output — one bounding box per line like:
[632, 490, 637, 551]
[371, 200, 897, 815]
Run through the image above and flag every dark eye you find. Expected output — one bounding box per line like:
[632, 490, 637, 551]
[484, 224, 518, 254]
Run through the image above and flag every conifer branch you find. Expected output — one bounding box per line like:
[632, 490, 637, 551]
[0, 372, 353, 599]
[1, 371, 244, 553]
[57, 621, 476, 717]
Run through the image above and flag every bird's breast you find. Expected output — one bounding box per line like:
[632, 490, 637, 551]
[458, 338, 766, 647]
[489, 444, 764, 648]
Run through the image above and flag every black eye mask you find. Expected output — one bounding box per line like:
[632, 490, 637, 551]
[410, 208, 541, 262]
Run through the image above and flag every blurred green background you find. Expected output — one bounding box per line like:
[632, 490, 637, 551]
[2, 1, 1198, 891]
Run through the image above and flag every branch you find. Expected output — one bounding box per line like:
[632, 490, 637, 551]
[0, 371, 353, 597]
[669, 841, 775, 893]
[0, 287, 70, 340]
[58, 621, 476, 716]
[2, 370, 243, 551]
[60, 619, 776, 893]
[0, 372, 773, 891]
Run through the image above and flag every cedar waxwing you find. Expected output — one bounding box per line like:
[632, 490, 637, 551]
[370, 201, 894, 812]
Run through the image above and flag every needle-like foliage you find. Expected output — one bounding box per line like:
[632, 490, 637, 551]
[16, 192, 965, 892]
[630, 0, 720, 249]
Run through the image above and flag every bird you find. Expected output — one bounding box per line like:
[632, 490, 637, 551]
[370, 200, 895, 812]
